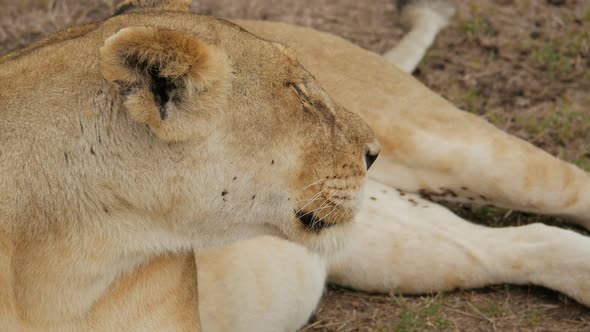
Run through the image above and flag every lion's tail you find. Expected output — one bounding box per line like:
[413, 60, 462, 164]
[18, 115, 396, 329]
[383, 0, 456, 73]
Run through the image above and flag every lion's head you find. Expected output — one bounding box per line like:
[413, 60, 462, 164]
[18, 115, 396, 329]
[93, 1, 381, 250]
[2, 1, 382, 255]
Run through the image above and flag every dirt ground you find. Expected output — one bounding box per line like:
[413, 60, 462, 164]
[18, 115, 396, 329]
[1, 0, 589, 331]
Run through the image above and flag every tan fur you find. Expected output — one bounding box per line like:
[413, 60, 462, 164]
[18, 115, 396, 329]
[0, 1, 377, 330]
[384, 0, 456, 73]
[197, 237, 326, 331]
[3, 1, 590, 331]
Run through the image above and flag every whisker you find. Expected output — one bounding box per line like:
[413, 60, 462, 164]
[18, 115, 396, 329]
[303, 199, 334, 217]
[295, 186, 329, 215]
[294, 192, 326, 204]
[311, 204, 339, 230]
[303, 190, 340, 217]
[312, 203, 345, 229]
[293, 177, 327, 196]
[319, 204, 341, 224]
[314, 191, 352, 227]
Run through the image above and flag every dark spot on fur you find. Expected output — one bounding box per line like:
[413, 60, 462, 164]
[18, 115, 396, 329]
[370, 197, 377, 201]
[79, 120, 84, 134]
[233, 176, 238, 181]
[271, 160, 275, 165]
[438, 187, 458, 198]
[408, 199, 418, 206]
[332, 195, 351, 200]
[461, 186, 469, 191]
[90, 147, 96, 155]
[252, 195, 256, 200]
[327, 186, 344, 191]
[479, 195, 488, 201]
[446, 189, 458, 198]
[64, 152, 69, 164]
[419, 189, 432, 200]
[222, 190, 229, 197]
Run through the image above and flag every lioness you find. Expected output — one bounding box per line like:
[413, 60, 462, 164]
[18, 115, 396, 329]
[2, 0, 590, 331]
[1, 0, 380, 329]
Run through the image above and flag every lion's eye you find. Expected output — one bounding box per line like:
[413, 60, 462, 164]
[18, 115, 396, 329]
[287, 82, 313, 114]
[290, 83, 305, 98]
[287, 82, 309, 101]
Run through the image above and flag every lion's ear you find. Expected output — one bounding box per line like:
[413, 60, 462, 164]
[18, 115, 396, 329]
[114, 0, 192, 15]
[100, 26, 230, 141]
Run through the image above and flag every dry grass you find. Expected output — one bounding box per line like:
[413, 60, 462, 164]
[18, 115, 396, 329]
[0, 0, 113, 53]
[2, 0, 589, 331]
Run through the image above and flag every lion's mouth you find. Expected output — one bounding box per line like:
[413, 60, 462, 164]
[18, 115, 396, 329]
[295, 210, 335, 232]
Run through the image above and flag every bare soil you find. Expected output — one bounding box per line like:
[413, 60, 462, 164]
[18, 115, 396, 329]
[1, 0, 589, 331]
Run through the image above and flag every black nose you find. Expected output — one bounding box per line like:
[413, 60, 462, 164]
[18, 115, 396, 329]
[365, 149, 380, 170]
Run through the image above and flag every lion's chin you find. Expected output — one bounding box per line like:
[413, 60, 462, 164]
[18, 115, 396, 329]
[295, 210, 337, 232]
[285, 217, 356, 257]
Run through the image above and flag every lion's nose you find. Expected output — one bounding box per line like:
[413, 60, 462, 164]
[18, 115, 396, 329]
[365, 144, 381, 170]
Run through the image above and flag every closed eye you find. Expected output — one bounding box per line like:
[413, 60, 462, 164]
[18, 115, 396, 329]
[290, 83, 306, 98]
[288, 82, 313, 106]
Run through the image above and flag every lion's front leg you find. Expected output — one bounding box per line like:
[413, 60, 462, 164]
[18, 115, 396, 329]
[328, 179, 590, 306]
[195, 237, 326, 332]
